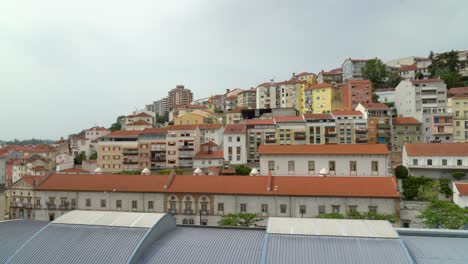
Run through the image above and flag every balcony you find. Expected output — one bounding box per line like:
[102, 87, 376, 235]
[178, 146, 194, 151]
[46, 202, 56, 210]
[168, 209, 177, 215]
[294, 133, 306, 140]
[356, 138, 368, 143]
[355, 129, 367, 133]
[200, 210, 210, 215]
[377, 123, 390, 129]
[378, 132, 389, 138]
[10, 202, 22, 208]
[34, 204, 42, 209]
[24, 203, 32, 209]
[265, 138, 276, 143]
[184, 209, 194, 215]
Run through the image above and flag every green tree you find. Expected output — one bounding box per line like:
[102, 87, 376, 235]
[429, 50, 462, 88]
[74, 151, 86, 165]
[402, 176, 435, 200]
[318, 213, 345, 219]
[109, 115, 125, 131]
[218, 213, 260, 227]
[89, 151, 97, 160]
[394, 165, 409, 179]
[156, 112, 169, 124]
[235, 165, 251, 175]
[452, 172, 466, 181]
[362, 58, 387, 88]
[418, 200, 468, 229]
[384, 71, 403, 88]
[415, 71, 424, 80]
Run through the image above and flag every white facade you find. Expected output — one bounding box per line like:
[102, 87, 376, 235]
[223, 133, 247, 165]
[395, 80, 448, 142]
[260, 154, 390, 176]
[256, 83, 278, 109]
[375, 89, 395, 104]
[199, 126, 224, 146]
[55, 153, 74, 171]
[193, 157, 224, 169]
[453, 183, 468, 208]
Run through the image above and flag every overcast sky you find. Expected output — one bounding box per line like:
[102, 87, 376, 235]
[1, 0, 467, 140]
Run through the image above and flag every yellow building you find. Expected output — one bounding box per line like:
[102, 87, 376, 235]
[448, 95, 468, 142]
[305, 83, 341, 114]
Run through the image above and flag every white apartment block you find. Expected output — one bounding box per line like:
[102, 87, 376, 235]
[258, 144, 390, 176]
[223, 124, 247, 165]
[395, 79, 449, 142]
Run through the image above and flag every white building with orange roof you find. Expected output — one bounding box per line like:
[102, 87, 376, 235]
[193, 141, 224, 169]
[223, 124, 247, 165]
[402, 142, 468, 178]
[259, 144, 391, 177]
[124, 112, 155, 130]
[453, 182, 468, 208]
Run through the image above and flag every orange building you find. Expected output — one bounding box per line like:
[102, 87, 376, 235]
[341, 80, 373, 110]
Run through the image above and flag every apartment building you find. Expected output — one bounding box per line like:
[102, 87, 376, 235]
[391, 117, 422, 152]
[331, 111, 368, 144]
[70, 136, 90, 158]
[342, 58, 368, 81]
[166, 125, 201, 168]
[304, 114, 337, 144]
[317, 68, 342, 84]
[246, 119, 276, 162]
[223, 124, 247, 165]
[293, 72, 317, 84]
[395, 79, 449, 143]
[225, 94, 238, 112]
[402, 143, 468, 178]
[15, 173, 400, 226]
[125, 112, 154, 131]
[138, 128, 168, 170]
[341, 80, 373, 111]
[237, 88, 256, 109]
[256, 81, 279, 109]
[355, 103, 392, 146]
[226, 107, 245, 124]
[304, 83, 341, 114]
[168, 85, 193, 110]
[448, 95, 468, 142]
[199, 124, 224, 146]
[97, 130, 141, 172]
[277, 80, 307, 112]
[193, 142, 224, 169]
[399, 62, 431, 81]
[274, 116, 307, 145]
[431, 114, 453, 142]
[258, 144, 390, 176]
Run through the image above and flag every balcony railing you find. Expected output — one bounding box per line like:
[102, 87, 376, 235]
[34, 204, 42, 209]
[200, 210, 210, 215]
[168, 209, 177, 215]
[377, 123, 390, 129]
[46, 202, 56, 210]
[184, 209, 194, 215]
[24, 203, 32, 209]
[265, 138, 276, 143]
[355, 129, 367, 133]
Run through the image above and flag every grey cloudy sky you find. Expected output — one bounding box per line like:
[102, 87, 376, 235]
[1, 0, 467, 140]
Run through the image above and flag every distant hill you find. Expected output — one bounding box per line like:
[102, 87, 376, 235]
[0, 138, 55, 146]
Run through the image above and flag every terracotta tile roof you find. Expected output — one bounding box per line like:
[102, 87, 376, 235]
[227, 107, 247, 114]
[32, 166, 48, 171]
[128, 120, 152, 126]
[392, 117, 421, 125]
[332, 110, 363, 116]
[451, 94, 468, 99]
[360, 103, 389, 110]
[22, 175, 46, 186]
[194, 151, 224, 159]
[201, 141, 218, 147]
[133, 112, 153, 118]
[60, 168, 89, 173]
[198, 124, 224, 130]
[303, 113, 333, 120]
[404, 143, 468, 156]
[399, 64, 418, 72]
[36, 173, 399, 198]
[410, 79, 444, 84]
[375, 88, 395, 93]
[246, 119, 275, 125]
[455, 183, 468, 195]
[224, 124, 247, 134]
[71, 136, 87, 141]
[296, 72, 314, 77]
[106, 130, 142, 137]
[86, 126, 108, 131]
[31, 145, 56, 153]
[305, 83, 332, 90]
[141, 127, 168, 134]
[207, 167, 219, 173]
[448, 87, 468, 96]
[258, 144, 390, 155]
[238, 87, 257, 94]
[226, 95, 238, 99]
[274, 116, 305, 122]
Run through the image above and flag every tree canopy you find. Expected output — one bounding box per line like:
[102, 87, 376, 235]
[109, 115, 125, 131]
[362, 58, 387, 89]
[218, 213, 260, 227]
[418, 200, 468, 229]
[428, 50, 464, 88]
[394, 165, 409, 179]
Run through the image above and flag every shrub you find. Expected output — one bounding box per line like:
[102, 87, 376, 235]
[394, 165, 409, 179]
[439, 178, 453, 198]
[452, 172, 466, 181]
[157, 169, 171, 175]
[402, 176, 435, 200]
[235, 165, 251, 175]
[174, 169, 184, 175]
[317, 213, 345, 219]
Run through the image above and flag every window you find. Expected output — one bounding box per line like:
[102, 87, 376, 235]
[371, 161, 378, 172]
[169, 201, 177, 210]
[228, 136, 232, 142]
[318, 205, 326, 214]
[427, 159, 432, 166]
[442, 159, 447, 166]
[348, 206, 358, 213]
[457, 159, 463, 166]
[116, 200, 122, 209]
[100, 199, 106, 208]
[413, 159, 418, 166]
[299, 205, 306, 215]
[261, 204, 268, 213]
[268, 161, 275, 172]
[308, 161, 315, 175]
[368, 206, 378, 213]
[218, 203, 224, 212]
[35, 199, 41, 206]
[288, 161, 295, 175]
[240, 203, 247, 212]
[132, 200, 138, 209]
[350, 161, 357, 173]
[332, 205, 340, 214]
[148, 201, 154, 209]
[237, 137, 241, 142]
[280, 204, 287, 214]
[329, 161, 336, 174]
[85, 198, 91, 207]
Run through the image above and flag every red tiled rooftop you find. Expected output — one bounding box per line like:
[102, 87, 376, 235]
[36, 173, 399, 198]
[60, 168, 89, 173]
[392, 117, 420, 125]
[87, 126, 108, 131]
[224, 124, 247, 134]
[227, 107, 247, 114]
[305, 83, 332, 90]
[303, 113, 333, 120]
[404, 143, 468, 156]
[128, 120, 152, 126]
[141, 127, 168, 134]
[201, 141, 218, 147]
[198, 124, 224, 130]
[332, 110, 363, 116]
[360, 103, 389, 110]
[258, 144, 389, 155]
[274, 116, 305, 122]
[455, 183, 468, 196]
[246, 119, 275, 125]
[106, 130, 142, 137]
[194, 151, 224, 159]
[296, 72, 314, 77]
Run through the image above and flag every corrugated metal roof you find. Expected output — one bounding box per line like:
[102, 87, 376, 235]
[0, 220, 48, 263]
[265, 234, 410, 264]
[139, 227, 264, 264]
[53, 210, 166, 228]
[9, 223, 148, 264]
[267, 218, 399, 238]
[401, 235, 468, 264]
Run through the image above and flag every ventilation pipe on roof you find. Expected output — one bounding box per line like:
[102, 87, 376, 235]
[319, 168, 328, 177]
[249, 167, 259, 176]
[141, 168, 150, 176]
[193, 167, 203, 176]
